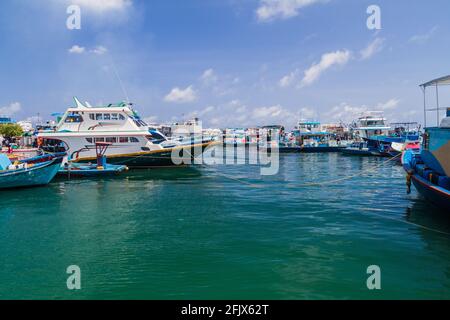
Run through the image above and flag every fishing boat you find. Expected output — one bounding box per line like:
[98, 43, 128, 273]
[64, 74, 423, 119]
[0, 153, 64, 189]
[365, 122, 421, 158]
[341, 141, 380, 156]
[37, 98, 214, 168]
[351, 112, 391, 140]
[294, 120, 347, 153]
[58, 142, 128, 178]
[402, 76, 450, 211]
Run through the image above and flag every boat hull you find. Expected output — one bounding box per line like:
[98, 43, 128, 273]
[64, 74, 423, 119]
[411, 174, 450, 211]
[402, 150, 450, 211]
[58, 164, 128, 178]
[341, 148, 380, 156]
[73, 142, 214, 168]
[0, 156, 63, 189]
[300, 146, 346, 153]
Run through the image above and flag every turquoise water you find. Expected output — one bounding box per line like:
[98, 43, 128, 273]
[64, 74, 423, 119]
[0, 153, 449, 300]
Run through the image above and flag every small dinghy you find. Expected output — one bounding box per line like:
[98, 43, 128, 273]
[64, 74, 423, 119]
[58, 142, 128, 178]
[0, 153, 64, 189]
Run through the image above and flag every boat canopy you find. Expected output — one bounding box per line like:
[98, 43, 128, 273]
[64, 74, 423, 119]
[421, 75, 450, 127]
[420, 75, 450, 88]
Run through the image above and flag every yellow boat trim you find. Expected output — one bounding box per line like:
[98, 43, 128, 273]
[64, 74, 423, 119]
[72, 141, 217, 162]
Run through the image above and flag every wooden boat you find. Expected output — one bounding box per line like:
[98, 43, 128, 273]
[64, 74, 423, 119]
[58, 142, 128, 178]
[0, 153, 64, 189]
[402, 76, 450, 211]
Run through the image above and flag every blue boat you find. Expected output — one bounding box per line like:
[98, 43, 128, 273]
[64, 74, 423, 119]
[402, 76, 450, 211]
[58, 142, 128, 178]
[0, 153, 64, 189]
[341, 142, 381, 156]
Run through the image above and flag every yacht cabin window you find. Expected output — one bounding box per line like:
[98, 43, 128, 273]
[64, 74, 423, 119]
[64, 112, 83, 123]
[105, 137, 117, 143]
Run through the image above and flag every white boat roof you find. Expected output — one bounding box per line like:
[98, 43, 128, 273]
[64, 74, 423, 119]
[420, 75, 450, 88]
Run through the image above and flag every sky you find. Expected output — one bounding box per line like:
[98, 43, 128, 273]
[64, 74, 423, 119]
[0, 0, 449, 129]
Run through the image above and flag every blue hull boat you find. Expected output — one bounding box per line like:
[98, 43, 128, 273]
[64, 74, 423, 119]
[402, 76, 450, 211]
[0, 153, 64, 189]
[58, 142, 128, 178]
[403, 149, 450, 211]
[58, 163, 128, 178]
[301, 146, 346, 153]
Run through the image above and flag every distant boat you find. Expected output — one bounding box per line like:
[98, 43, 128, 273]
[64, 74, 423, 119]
[402, 76, 450, 211]
[351, 111, 391, 140]
[341, 142, 379, 156]
[0, 153, 64, 189]
[293, 120, 349, 153]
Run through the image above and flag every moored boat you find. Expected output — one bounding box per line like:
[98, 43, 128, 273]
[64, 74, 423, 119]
[402, 76, 450, 211]
[37, 98, 214, 168]
[58, 142, 128, 178]
[0, 153, 64, 189]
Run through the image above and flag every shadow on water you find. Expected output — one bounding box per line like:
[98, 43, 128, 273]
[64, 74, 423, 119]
[406, 197, 450, 235]
[50, 165, 204, 183]
[123, 166, 204, 181]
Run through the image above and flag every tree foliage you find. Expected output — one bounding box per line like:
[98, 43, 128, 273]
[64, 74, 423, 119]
[0, 123, 24, 138]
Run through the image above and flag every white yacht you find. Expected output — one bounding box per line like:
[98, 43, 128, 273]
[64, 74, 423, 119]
[352, 111, 391, 140]
[37, 98, 213, 167]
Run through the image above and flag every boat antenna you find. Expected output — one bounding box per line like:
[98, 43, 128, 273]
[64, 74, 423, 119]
[108, 53, 131, 104]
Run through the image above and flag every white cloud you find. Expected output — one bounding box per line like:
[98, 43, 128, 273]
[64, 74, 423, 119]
[300, 50, 351, 87]
[143, 116, 158, 124]
[298, 107, 316, 119]
[256, 0, 326, 22]
[68, 0, 132, 13]
[409, 26, 438, 44]
[376, 98, 400, 111]
[200, 69, 218, 86]
[68, 45, 86, 54]
[253, 105, 284, 118]
[0, 102, 21, 116]
[164, 86, 197, 103]
[279, 70, 299, 87]
[360, 37, 385, 60]
[325, 99, 400, 123]
[91, 46, 108, 55]
[69, 45, 108, 55]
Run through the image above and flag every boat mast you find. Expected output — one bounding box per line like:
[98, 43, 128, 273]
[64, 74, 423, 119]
[436, 83, 440, 127]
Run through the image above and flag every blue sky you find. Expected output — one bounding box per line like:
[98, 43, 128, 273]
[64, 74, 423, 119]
[0, 0, 449, 128]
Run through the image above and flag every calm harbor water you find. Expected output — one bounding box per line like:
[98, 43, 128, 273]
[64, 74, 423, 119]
[0, 153, 449, 300]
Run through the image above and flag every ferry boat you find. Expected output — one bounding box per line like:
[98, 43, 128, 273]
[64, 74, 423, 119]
[37, 98, 214, 168]
[402, 76, 450, 211]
